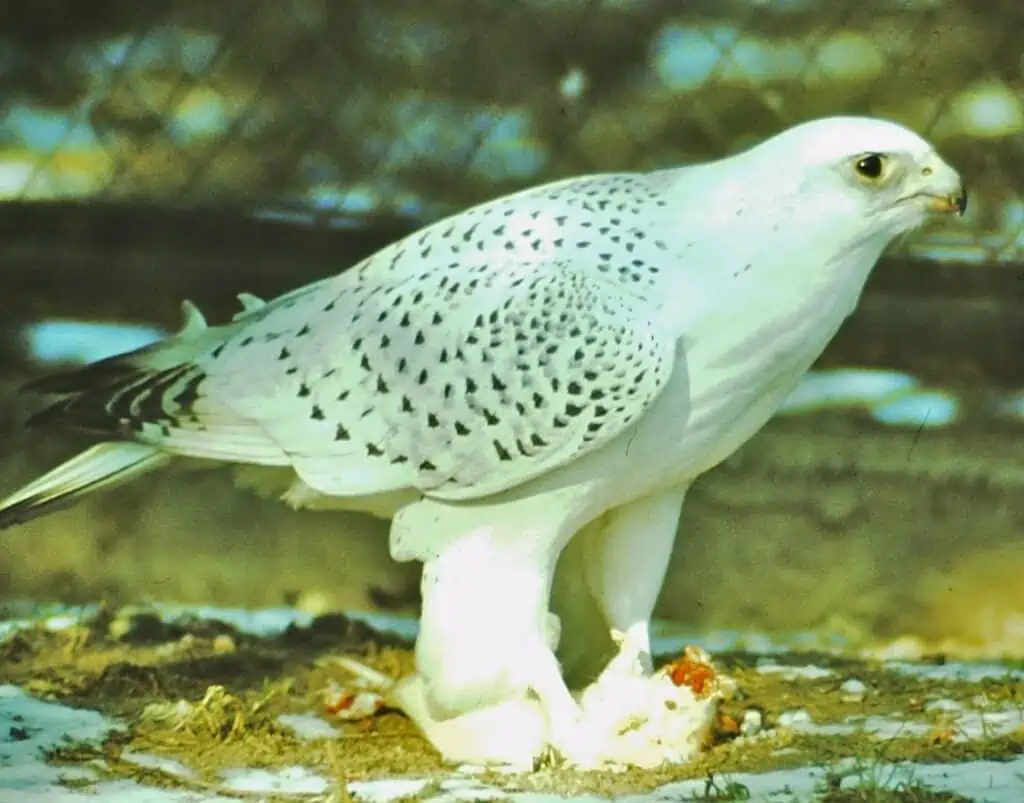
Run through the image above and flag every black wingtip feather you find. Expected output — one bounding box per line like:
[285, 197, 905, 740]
[21, 362, 145, 396]
[0, 493, 78, 530]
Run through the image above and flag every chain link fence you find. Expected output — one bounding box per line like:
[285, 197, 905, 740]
[2, 0, 1024, 641]
[2, 0, 1022, 265]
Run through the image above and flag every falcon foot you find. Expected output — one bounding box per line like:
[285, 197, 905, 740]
[328, 646, 732, 771]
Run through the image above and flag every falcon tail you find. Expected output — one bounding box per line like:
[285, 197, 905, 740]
[0, 442, 171, 529]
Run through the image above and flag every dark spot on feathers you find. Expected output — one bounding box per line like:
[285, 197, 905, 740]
[335, 423, 350, 440]
[172, 374, 202, 409]
[311, 405, 325, 420]
[278, 347, 291, 360]
[419, 460, 437, 471]
[296, 324, 310, 337]
[427, 413, 440, 428]
[493, 440, 512, 461]
[491, 374, 506, 392]
[376, 376, 389, 394]
[367, 443, 385, 457]
[402, 395, 414, 413]
[298, 383, 311, 398]
[455, 421, 470, 435]
[565, 403, 584, 417]
[482, 408, 499, 425]
[240, 336, 254, 347]
[360, 355, 371, 371]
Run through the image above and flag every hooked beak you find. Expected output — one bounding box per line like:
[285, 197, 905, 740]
[913, 158, 968, 217]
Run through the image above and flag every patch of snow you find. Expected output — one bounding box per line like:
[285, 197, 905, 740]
[800, 714, 932, 739]
[19, 780, 240, 802]
[429, 787, 512, 802]
[120, 750, 197, 779]
[618, 755, 1024, 803]
[276, 713, 341, 740]
[0, 685, 119, 791]
[840, 757, 1024, 803]
[0, 602, 420, 644]
[346, 611, 420, 641]
[951, 707, 1024, 741]
[776, 709, 814, 727]
[925, 697, 963, 713]
[884, 660, 1024, 684]
[756, 660, 834, 680]
[650, 623, 849, 657]
[348, 778, 430, 802]
[147, 604, 315, 636]
[219, 765, 330, 795]
[782, 704, 1023, 744]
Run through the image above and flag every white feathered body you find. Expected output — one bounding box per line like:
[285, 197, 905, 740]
[1, 117, 960, 736]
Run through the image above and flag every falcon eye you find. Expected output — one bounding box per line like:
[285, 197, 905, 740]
[854, 153, 886, 180]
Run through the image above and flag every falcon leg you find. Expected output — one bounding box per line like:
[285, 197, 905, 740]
[550, 484, 720, 768]
[581, 483, 689, 681]
[401, 517, 612, 766]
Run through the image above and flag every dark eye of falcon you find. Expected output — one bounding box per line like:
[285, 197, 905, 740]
[855, 154, 885, 179]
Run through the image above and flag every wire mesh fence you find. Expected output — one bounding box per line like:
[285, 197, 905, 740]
[2, 0, 1022, 265]
[2, 0, 1024, 651]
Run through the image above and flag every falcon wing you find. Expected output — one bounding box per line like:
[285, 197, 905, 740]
[206, 255, 678, 501]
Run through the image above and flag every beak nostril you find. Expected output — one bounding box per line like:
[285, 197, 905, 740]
[921, 166, 934, 177]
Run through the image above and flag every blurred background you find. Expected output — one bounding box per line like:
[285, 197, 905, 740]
[0, 0, 1022, 657]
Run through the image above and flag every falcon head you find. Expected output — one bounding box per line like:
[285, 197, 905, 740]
[729, 115, 967, 246]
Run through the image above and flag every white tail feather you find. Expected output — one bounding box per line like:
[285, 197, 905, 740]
[0, 442, 171, 528]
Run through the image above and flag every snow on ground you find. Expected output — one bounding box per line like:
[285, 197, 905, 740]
[2, 606, 1023, 802]
[3, 682, 1023, 803]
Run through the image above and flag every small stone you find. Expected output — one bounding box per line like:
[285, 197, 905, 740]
[839, 678, 868, 702]
[740, 708, 763, 736]
[777, 708, 813, 727]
